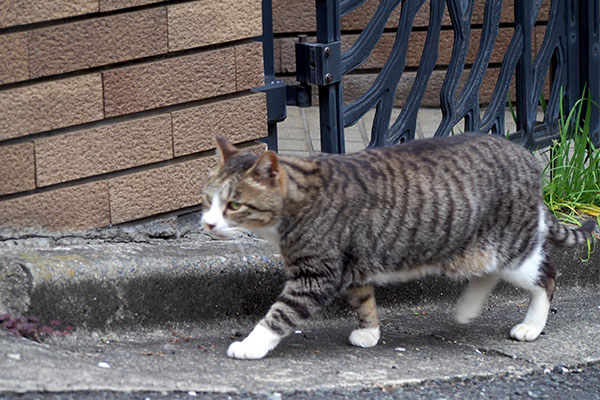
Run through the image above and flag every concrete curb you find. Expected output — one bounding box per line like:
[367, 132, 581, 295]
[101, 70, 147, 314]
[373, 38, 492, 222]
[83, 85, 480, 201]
[0, 212, 598, 329]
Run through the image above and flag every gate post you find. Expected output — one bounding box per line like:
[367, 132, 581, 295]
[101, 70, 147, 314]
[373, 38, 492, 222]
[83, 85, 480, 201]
[315, 0, 345, 153]
[579, 0, 600, 147]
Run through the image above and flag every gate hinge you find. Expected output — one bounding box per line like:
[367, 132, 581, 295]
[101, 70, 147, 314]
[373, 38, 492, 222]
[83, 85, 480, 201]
[295, 41, 342, 86]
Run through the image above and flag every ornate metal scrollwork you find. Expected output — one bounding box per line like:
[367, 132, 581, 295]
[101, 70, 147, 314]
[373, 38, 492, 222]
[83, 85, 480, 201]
[336, 0, 599, 150]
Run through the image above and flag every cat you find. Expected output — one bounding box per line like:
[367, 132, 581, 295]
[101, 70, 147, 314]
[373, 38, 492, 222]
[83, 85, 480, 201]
[201, 134, 596, 360]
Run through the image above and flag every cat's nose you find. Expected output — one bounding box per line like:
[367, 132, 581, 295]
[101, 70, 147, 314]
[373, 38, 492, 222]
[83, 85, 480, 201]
[205, 222, 216, 230]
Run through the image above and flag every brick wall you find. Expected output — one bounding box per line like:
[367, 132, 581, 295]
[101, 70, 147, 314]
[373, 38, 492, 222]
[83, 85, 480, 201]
[0, 0, 267, 231]
[273, 0, 550, 107]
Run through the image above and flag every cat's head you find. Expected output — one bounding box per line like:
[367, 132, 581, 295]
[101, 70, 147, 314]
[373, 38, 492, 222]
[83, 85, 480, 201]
[201, 136, 286, 239]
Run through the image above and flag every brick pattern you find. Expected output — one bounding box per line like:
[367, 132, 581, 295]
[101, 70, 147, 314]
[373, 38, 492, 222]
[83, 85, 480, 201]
[102, 48, 236, 117]
[0, 0, 264, 86]
[0, 74, 104, 141]
[168, 0, 262, 51]
[28, 8, 168, 78]
[0, 1, 266, 231]
[35, 115, 173, 187]
[235, 42, 265, 90]
[108, 157, 215, 224]
[0, 142, 35, 195]
[0, 182, 110, 230]
[103, 42, 263, 117]
[0, 33, 28, 85]
[172, 93, 267, 157]
[99, 0, 162, 12]
[0, 0, 98, 29]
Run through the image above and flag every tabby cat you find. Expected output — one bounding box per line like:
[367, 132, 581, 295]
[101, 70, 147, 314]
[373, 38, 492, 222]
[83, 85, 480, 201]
[201, 134, 595, 360]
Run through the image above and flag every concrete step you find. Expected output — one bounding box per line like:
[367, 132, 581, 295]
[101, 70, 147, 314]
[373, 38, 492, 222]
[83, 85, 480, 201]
[0, 211, 598, 330]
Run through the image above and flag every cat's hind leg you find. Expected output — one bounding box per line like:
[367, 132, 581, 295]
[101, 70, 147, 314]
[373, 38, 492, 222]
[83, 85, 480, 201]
[455, 273, 500, 324]
[501, 244, 556, 341]
[346, 285, 380, 348]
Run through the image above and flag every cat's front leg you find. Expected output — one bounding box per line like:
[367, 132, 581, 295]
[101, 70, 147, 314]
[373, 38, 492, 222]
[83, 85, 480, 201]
[227, 269, 340, 360]
[346, 285, 380, 348]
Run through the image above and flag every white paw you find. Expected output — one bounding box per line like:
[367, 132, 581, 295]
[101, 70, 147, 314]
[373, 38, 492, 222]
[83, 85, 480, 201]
[454, 304, 481, 324]
[227, 340, 270, 360]
[226, 324, 281, 360]
[510, 323, 543, 341]
[348, 327, 380, 348]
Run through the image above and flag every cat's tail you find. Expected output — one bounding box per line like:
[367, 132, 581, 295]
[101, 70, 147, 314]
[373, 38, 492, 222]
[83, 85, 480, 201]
[545, 211, 597, 247]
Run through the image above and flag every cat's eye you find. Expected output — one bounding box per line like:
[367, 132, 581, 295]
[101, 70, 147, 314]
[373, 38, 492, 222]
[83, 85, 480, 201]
[228, 201, 242, 211]
[204, 194, 212, 205]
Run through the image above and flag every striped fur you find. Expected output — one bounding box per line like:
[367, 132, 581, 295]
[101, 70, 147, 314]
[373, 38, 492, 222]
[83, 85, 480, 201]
[202, 134, 596, 359]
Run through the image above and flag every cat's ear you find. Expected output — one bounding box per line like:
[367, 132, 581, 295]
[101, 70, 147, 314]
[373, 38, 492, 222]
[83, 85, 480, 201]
[247, 150, 281, 186]
[215, 136, 239, 166]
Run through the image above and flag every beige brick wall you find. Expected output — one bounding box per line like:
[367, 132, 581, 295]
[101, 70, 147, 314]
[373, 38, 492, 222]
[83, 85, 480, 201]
[273, 0, 549, 107]
[0, 0, 267, 231]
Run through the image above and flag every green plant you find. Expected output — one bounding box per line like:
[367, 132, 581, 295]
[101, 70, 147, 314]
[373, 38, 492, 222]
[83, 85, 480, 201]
[542, 88, 600, 244]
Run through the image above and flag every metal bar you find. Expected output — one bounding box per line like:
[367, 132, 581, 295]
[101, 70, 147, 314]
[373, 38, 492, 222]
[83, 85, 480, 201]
[513, 0, 535, 146]
[258, 0, 279, 152]
[565, 0, 581, 123]
[579, 0, 600, 147]
[316, 0, 345, 154]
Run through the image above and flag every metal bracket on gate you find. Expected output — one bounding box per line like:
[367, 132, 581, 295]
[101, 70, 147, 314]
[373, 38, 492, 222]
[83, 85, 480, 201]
[254, 79, 312, 123]
[253, 80, 287, 123]
[295, 41, 342, 86]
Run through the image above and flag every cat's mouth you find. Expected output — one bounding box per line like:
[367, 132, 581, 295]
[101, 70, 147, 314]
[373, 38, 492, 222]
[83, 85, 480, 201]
[203, 224, 243, 240]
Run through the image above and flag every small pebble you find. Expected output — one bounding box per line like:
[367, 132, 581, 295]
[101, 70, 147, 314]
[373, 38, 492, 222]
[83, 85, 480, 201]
[97, 362, 111, 369]
[7, 353, 21, 361]
[294, 330, 302, 334]
[188, 391, 197, 397]
[394, 347, 406, 352]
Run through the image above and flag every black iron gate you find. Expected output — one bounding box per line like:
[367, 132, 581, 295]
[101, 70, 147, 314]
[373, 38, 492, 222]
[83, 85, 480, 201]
[258, 0, 600, 153]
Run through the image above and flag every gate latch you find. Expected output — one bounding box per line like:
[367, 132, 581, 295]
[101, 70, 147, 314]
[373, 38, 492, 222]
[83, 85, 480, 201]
[295, 41, 342, 86]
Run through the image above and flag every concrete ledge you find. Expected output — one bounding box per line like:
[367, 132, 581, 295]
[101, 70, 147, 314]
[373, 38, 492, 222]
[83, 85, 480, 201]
[0, 237, 284, 329]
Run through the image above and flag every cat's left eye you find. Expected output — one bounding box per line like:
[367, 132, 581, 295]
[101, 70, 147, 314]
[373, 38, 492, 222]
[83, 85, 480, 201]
[228, 201, 242, 211]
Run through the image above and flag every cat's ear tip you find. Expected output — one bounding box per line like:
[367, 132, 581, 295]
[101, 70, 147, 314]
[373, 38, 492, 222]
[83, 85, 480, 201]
[215, 135, 239, 165]
[215, 135, 229, 147]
